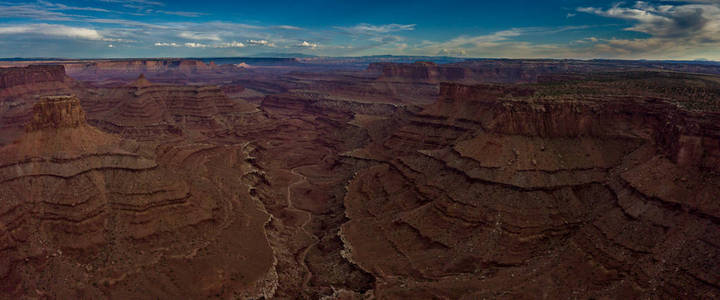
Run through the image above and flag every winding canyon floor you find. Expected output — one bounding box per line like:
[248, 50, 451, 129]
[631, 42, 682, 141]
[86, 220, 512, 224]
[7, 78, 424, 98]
[1, 59, 719, 299]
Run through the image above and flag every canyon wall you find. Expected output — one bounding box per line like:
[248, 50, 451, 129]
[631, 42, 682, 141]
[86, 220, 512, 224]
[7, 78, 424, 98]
[0, 65, 75, 144]
[64, 59, 214, 75]
[369, 59, 720, 84]
[437, 83, 720, 170]
[0, 65, 72, 100]
[0, 95, 277, 299]
[1, 61, 719, 298]
[0, 65, 67, 89]
[337, 82, 720, 298]
[63, 59, 243, 83]
[368, 61, 571, 83]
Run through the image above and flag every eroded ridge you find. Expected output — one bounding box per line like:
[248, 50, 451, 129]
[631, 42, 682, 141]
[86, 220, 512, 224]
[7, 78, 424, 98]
[1, 60, 719, 299]
[0, 95, 276, 299]
[339, 82, 720, 299]
[77, 75, 239, 141]
[0, 65, 76, 144]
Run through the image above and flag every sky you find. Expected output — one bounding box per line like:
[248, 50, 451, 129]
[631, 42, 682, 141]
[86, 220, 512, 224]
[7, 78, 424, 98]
[0, 0, 719, 59]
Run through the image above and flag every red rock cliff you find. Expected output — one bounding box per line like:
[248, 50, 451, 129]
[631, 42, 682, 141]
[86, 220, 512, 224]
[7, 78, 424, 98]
[26, 95, 86, 131]
[64, 59, 215, 76]
[436, 82, 720, 170]
[368, 61, 470, 82]
[0, 65, 75, 143]
[0, 65, 67, 89]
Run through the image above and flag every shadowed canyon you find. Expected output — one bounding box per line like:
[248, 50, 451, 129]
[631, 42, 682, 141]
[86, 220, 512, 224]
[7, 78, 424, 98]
[0, 58, 719, 299]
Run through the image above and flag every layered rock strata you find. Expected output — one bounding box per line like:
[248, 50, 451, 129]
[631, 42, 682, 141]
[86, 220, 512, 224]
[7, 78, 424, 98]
[368, 59, 720, 84]
[79, 75, 238, 140]
[0, 65, 75, 143]
[338, 82, 720, 298]
[1, 61, 719, 299]
[0, 95, 277, 298]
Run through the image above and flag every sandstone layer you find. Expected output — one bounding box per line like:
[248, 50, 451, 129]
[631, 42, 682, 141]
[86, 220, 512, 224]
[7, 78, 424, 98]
[0, 65, 75, 144]
[0, 60, 718, 299]
[339, 81, 720, 299]
[73, 74, 246, 141]
[63, 59, 246, 85]
[0, 95, 277, 299]
[368, 59, 720, 84]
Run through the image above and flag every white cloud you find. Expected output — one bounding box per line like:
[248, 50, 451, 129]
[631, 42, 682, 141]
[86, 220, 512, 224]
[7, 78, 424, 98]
[156, 10, 205, 17]
[412, 29, 523, 56]
[274, 25, 302, 30]
[0, 24, 104, 40]
[247, 39, 276, 47]
[338, 23, 416, 34]
[215, 41, 245, 48]
[296, 41, 318, 49]
[184, 42, 207, 48]
[82, 18, 170, 29]
[577, 1, 720, 58]
[99, 0, 165, 7]
[154, 42, 179, 47]
[36, 0, 111, 12]
[437, 48, 467, 56]
[175, 41, 245, 48]
[578, 1, 720, 39]
[399, 28, 591, 59]
[573, 36, 600, 44]
[0, 3, 74, 21]
[179, 31, 221, 41]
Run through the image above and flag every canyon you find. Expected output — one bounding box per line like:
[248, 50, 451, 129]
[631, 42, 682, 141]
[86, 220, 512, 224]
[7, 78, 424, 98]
[0, 59, 718, 299]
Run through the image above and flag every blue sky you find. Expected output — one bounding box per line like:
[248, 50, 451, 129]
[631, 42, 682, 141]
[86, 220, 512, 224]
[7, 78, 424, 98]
[0, 0, 718, 59]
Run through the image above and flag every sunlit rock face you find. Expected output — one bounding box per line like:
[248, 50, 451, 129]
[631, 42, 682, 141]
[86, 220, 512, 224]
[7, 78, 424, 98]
[25, 95, 87, 131]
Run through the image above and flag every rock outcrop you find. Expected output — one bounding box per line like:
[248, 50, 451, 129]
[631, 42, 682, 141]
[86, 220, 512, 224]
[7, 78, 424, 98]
[0, 65, 75, 144]
[338, 81, 720, 299]
[64, 59, 214, 76]
[0, 65, 73, 104]
[369, 61, 472, 83]
[1, 59, 719, 299]
[78, 75, 237, 140]
[128, 73, 152, 87]
[0, 95, 277, 299]
[63, 59, 245, 84]
[26, 95, 87, 131]
[0, 65, 67, 90]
